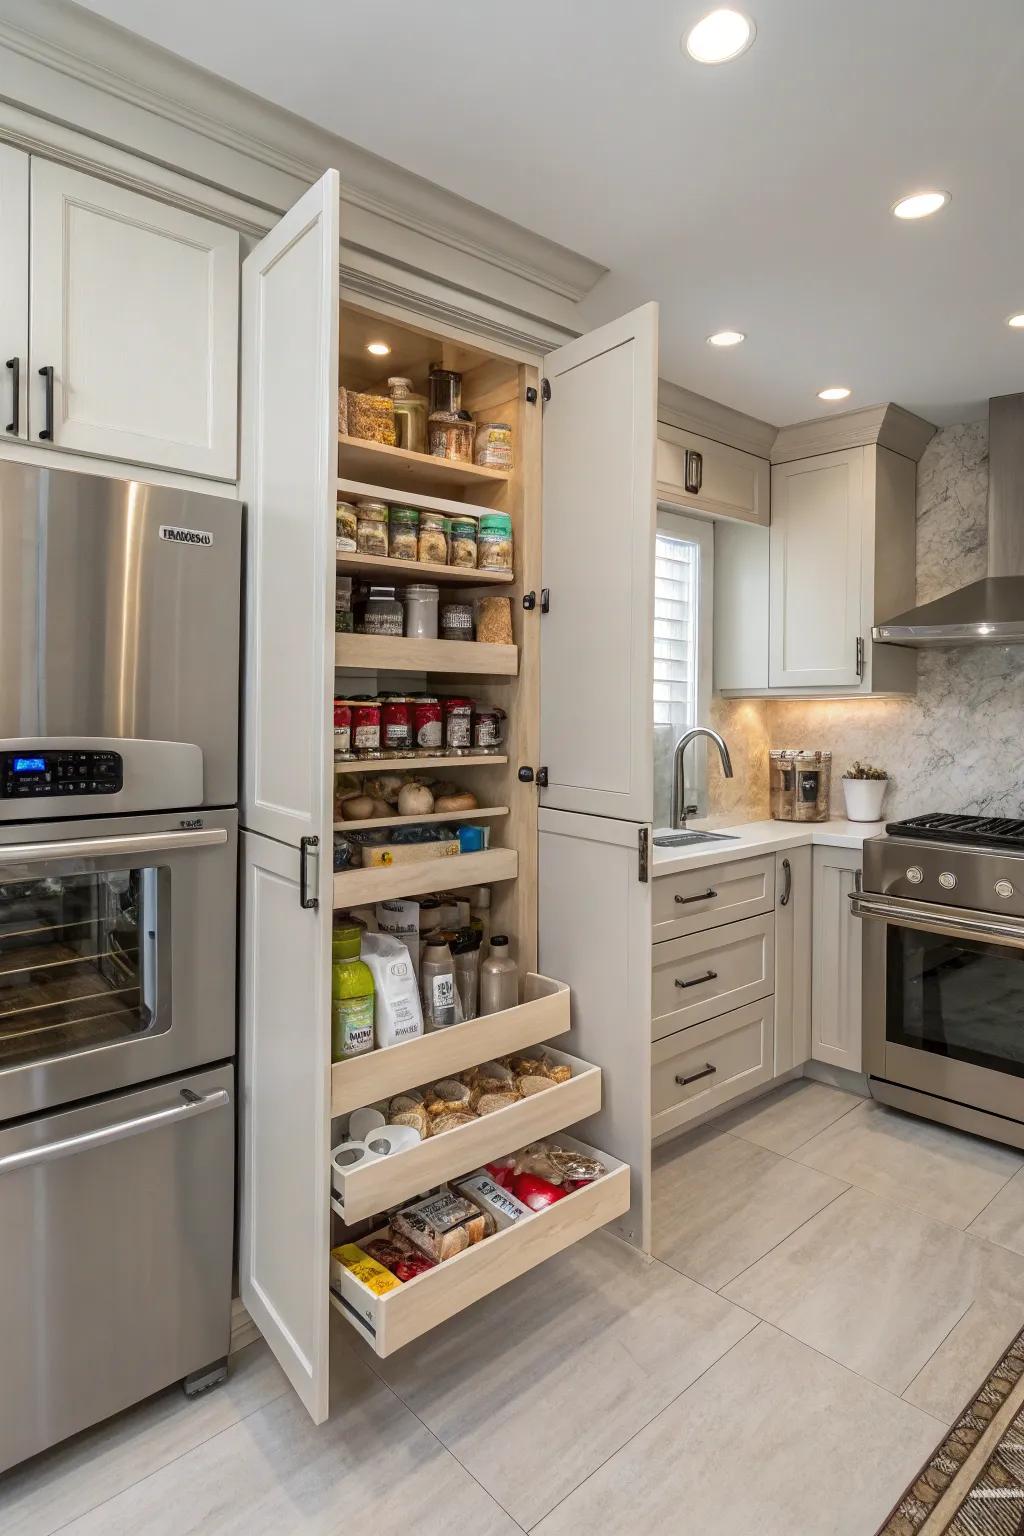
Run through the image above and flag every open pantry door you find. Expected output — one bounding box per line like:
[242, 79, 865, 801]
[237, 172, 338, 1423]
[539, 303, 657, 823]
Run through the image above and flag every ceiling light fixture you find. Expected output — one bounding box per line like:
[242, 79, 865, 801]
[366, 341, 391, 356]
[707, 330, 746, 347]
[892, 191, 949, 221]
[684, 9, 755, 64]
[818, 386, 851, 402]
[1007, 314, 1024, 329]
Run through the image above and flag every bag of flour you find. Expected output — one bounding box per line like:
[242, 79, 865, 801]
[359, 931, 424, 1048]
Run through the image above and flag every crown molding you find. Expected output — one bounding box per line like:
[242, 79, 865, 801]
[771, 402, 937, 464]
[657, 378, 777, 459]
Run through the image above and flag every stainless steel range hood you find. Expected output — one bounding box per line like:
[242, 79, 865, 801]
[874, 393, 1024, 647]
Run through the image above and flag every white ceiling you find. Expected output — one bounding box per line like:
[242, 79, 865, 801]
[77, 0, 1024, 427]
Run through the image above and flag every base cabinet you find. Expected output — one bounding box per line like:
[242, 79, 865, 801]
[774, 846, 812, 1074]
[811, 845, 863, 1072]
[651, 998, 775, 1138]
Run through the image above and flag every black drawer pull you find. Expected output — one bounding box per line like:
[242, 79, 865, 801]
[38, 365, 54, 440]
[674, 888, 717, 905]
[676, 1062, 717, 1087]
[675, 969, 718, 990]
[5, 357, 19, 434]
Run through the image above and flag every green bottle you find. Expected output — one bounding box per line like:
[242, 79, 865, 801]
[332, 922, 375, 1061]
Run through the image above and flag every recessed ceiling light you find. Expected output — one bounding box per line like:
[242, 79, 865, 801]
[707, 330, 746, 347]
[892, 191, 949, 221]
[1007, 314, 1024, 329]
[818, 386, 851, 402]
[366, 341, 391, 356]
[684, 9, 755, 64]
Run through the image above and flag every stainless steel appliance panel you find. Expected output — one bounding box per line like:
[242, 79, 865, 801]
[0, 462, 240, 808]
[0, 809, 236, 1120]
[0, 1063, 233, 1475]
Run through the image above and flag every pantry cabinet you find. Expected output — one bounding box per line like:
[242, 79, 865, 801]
[0, 145, 28, 443]
[811, 845, 863, 1073]
[16, 159, 239, 476]
[657, 423, 769, 526]
[238, 170, 658, 1422]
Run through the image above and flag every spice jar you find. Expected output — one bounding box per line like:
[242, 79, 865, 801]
[334, 699, 353, 759]
[388, 505, 419, 561]
[478, 512, 513, 572]
[336, 500, 357, 553]
[350, 698, 382, 757]
[428, 411, 473, 463]
[403, 583, 439, 640]
[358, 586, 403, 636]
[449, 517, 478, 569]
[444, 697, 473, 753]
[380, 695, 413, 753]
[411, 695, 443, 750]
[473, 422, 513, 471]
[440, 602, 474, 642]
[347, 391, 396, 446]
[355, 499, 389, 557]
[418, 511, 448, 565]
[473, 706, 506, 752]
[388, 377, 427, 454]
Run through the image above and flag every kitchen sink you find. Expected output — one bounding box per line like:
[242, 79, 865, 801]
[653, 831, 740, 848]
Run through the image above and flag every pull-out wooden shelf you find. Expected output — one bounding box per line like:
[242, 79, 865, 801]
[337, 552, 514, 587]
[331, 1047, 600, 1224]
[333, 846, 517, 907]
[335, 634, 518, 677]
[331, 973, 570, 1115]
[335, 805, 509, 833]
[330, 1138, 629, 1357]
[336, 753, 507, 775]
[338, 435, 510, 492]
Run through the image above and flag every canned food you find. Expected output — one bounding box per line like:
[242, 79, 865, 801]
[412, 695, 443, 750]
[444, 697, 473, 753]
[380, 695, 413, 752]
[350, 698, 382, 757]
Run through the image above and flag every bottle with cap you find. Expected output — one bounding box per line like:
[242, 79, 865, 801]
[332, 922, 375, 1060]
[479, 935, 518, 1016]
[420, 935, 459, 1029]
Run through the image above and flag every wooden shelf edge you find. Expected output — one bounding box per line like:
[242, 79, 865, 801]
[333, 846, 518, 908]
[338, 476, 504, 523]
[336, 755, 507, 774]
[337, 551, 513, 587]
[338, 435, 510, 489]
[335, 634, 518, 676]
[334, 806, 509, 833]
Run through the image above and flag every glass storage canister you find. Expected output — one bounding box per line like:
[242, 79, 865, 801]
[449, 516, 478, 569]
[358, 585, 403, 636]
[355, 499, 389, 557]
[411, 694, 443, 750]
[428, 367, 462, 415]
[472, 705, 506, 753]
[388, 505, 419, 561]
[336, 500, 357, 553]
[380, 695, 413, 753]
[418, 511, 448, 565]
[440, 601, 474, 642]
[335, 575, 353, 634]
[477, 512, 513, 572]
[388, 376, 427, 455]
[473, 421, 513, 471]
[333, 699, 353, 759]
[444, 697, 473, 753]
[346, 390, 396, 446]
[428, 411, 474, 464]
[769, 749, 832, 822]
[403, 583, 439, 640]
[350, 698, 382, 757]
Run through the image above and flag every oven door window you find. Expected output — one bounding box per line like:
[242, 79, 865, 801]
[0, 867, 166, 1069]
[887, 924, 1024, 1077]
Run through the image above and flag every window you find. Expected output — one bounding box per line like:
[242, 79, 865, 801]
[653, 511, 713, 826]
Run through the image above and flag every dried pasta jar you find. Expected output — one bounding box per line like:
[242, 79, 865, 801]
[477, 512, 513, 572]
[347, 390, 396, 445]
[473, 421, 513, 471]
[418, 511, 448, 565]
[336, 500, 357, 553]
[428, 411, 473, 463]
[388, 505, 419, 561]
[355, 499, 389, 557]
[449, 516, 478, 569]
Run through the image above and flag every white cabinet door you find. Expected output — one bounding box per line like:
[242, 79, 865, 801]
[811, 845, 863, 1073]
[657, 425, 769, 526]
[539, 808, 652, 1251]
[29, 160, 239, 476]
[0, 146, 28, 443]
[239, 830, 331, 1423]
[774, 846, 812, 1074]
[540, 303, 657, 822]
[239, 171, 338, 847]
[769, 449, 864, 688]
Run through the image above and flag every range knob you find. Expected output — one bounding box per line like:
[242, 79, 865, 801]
[906, 866, 924, 884]
[939, 871, 957, 891]
[996, 879, 1015, 900]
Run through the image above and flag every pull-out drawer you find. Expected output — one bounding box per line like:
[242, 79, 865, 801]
[652, 912, 774, 1040]
[331, 1047, 601, 1224]
[330, 1136, 629, 1357]
[653, 854, 776, 942]
[652, 998, 775, 1138]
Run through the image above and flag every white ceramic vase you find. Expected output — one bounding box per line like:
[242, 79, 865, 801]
[842, 776, 888, 822]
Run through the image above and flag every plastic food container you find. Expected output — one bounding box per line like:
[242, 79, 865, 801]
[356, 500, 389, 557]
[444, 697, 473, 753]
[381, 696, 413, 752]
[351, 699, 382, 758]
[403, 583, 440, 639]
[418, 511, 448, 565]
[412, 695, 443, 750]
[477, 512, 513, 571]
[473, 706, 506, 752]
[440, 602, 474, 642]
[449, 517, 477, 569]
[336, 501, 357, 553]
[428, 412, 473, 463]
[388, 505, 419, 561]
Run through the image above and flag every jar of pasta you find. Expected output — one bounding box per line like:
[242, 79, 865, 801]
[336, 500, 357, 553]
[477, 512, 513, 572]
[388, 505, 419, 561]
[449, 516, 478, 569]
[473, 421, 513, 471]
[355, 500, 389, 557]
[347, 391, 396, 446]
[428, 411, 473, 463]
[418, 511, 448, 565]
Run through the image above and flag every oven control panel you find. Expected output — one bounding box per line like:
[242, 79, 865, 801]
[0, 750, 124, 799]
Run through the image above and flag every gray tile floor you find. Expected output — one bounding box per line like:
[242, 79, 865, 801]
[6, 1082, 1024, 1535]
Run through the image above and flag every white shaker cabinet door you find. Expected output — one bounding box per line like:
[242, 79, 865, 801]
[811, 845, 863, 1073]
[29, 160, 239, 476]
[0, 145, 28, 442]
[540, 303, 657, 822]
[769, 449, 865, 688]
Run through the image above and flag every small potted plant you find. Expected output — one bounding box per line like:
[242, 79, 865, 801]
[842, 761, 889, 822]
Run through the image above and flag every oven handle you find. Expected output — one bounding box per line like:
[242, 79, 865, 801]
[0, 1087, 230, 1176]
[850, 890, 1024, 947]
[0, 827, 227, 866]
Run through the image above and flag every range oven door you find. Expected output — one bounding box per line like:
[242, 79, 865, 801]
[856, 890, 1024, 1123]
[0, 810, 236, 1120]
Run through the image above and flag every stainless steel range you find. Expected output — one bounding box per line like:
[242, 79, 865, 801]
[853, 813, 1024, 1150]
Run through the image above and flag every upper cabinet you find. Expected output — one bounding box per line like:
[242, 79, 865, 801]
[657, 423, 769, 526]
[4, 159, 239, 479]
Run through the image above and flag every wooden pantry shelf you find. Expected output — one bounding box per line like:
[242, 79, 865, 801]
[337, 552, 513, 587]
[335, 634, 517, 676]
[330, 974, 570, 1116]
[336, 754, 507, 774]
[338, 477, 497, 522]
[335, 806, 509, 833]
[333, 846, 518, 908]
[338, 436, 509, 492]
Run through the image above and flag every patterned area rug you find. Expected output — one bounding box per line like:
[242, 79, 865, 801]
[878, 1327, 1024, 1535]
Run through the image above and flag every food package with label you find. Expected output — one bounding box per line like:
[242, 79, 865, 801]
[359, 931, 423, 1048]
[454, 1170, 533, 1230]
[364, 1233, 436, 1282]
[330, 1243, 402, 1296]
[392, 1189, 491, 1261]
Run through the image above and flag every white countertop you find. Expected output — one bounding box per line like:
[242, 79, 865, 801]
[651, 818, 885, 876]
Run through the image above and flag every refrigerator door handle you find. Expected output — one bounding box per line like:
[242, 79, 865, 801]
[0, 1087, 230, 1176]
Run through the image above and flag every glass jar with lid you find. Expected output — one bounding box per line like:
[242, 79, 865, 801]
[428, 412, 474, 464]
[357, 586, 403, 636]
[388, 377, 428, 454]
[428, 368, 462, 415]
[477, 512, 513, 571]
[449, 516, 478, 569]
[388, 505, 419, 561]
[473, 422, 513, 471]
[336, 500, 357, 553]
[418, 511, 448, 565]
[355, 499, 389, 557]
[403, 583, 440, 639]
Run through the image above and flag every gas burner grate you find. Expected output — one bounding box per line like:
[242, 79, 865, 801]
[887, 812, 1024, 850]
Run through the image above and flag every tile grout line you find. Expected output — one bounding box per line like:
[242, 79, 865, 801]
[964, 1162, 1023, 1234]
[899, 1298, 983, 1418]
[704, 1179, 852, 1297]
[772, 1094, 864, 1157]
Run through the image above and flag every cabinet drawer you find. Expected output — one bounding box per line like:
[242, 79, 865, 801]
[330, 1136, 629, 1357]
[653, 854, 775, 942]
[652, 998, 775, 1137]
[652, 912, 774, 1039]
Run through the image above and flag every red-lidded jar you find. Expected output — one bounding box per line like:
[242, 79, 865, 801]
[380, 695, 413, 753]
[350, 697, 381, 758]
[333, 698, 353, 758]
[411, 694, 443, 751]
[444, 696, 473, 753]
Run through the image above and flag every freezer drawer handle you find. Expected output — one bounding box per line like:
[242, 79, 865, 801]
[675, 888, 717, 905]
[676, 1063, 717, 1087]
[0, 826, 228, 866]
[0, 1087, 229, 1176]
[675, 969, 718, 989]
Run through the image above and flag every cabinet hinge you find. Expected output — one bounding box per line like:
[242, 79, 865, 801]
[517, 766, 535, 783]
[541, 377, 551, 403]
[638, 827, 650, 884]
[525, 386, 538, 405]
[855, 635, 865, 679]
[536, 767, 549, 789]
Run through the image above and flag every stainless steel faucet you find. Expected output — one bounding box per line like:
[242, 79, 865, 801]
[670, 727, 734, 828]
